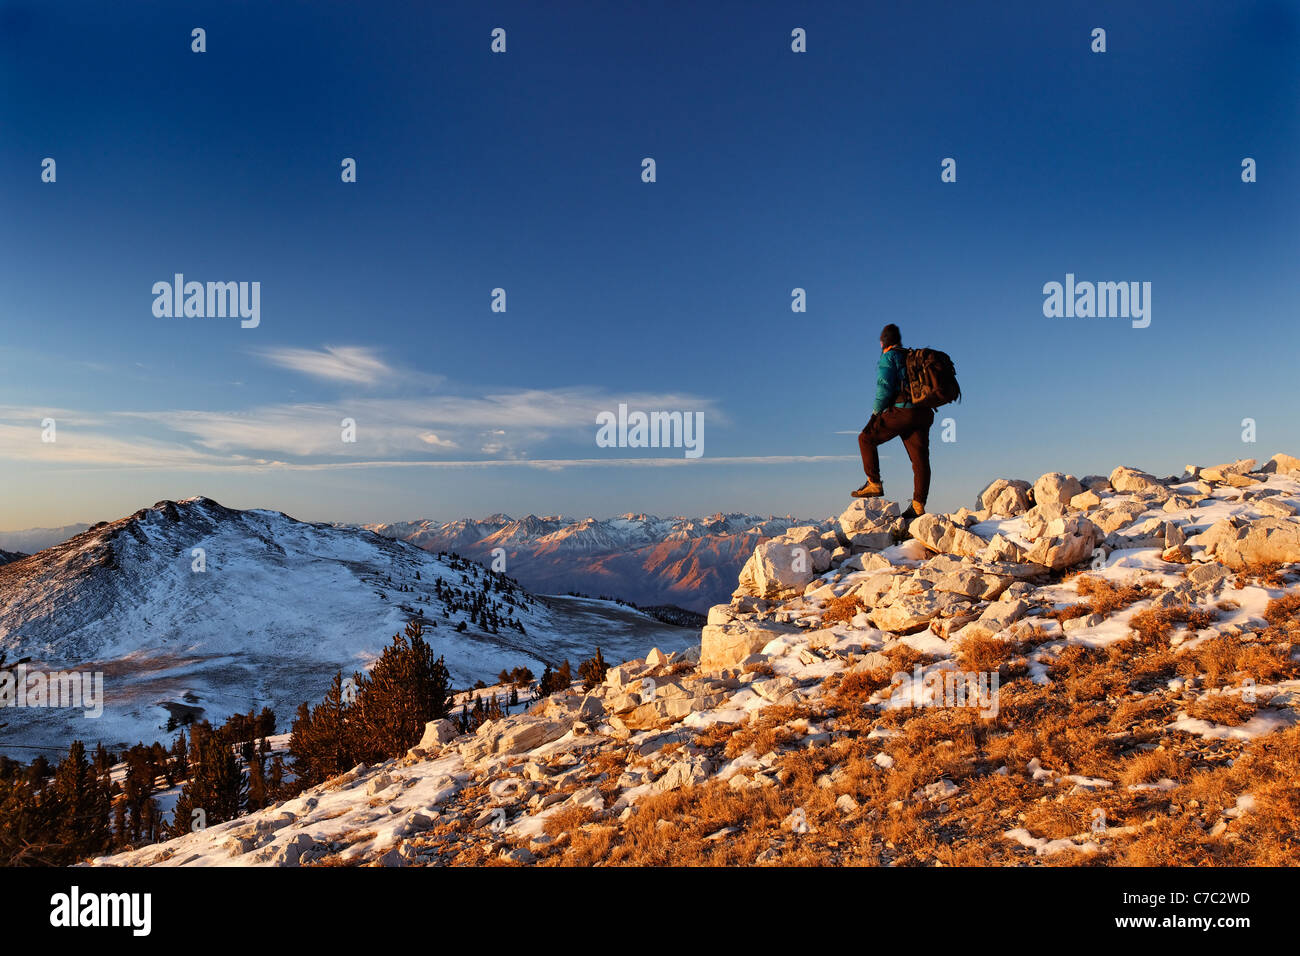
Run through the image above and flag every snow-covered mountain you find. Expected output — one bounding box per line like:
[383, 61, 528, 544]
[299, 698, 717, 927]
[0, 498, 696, 757]
[366, 512, 812, 613]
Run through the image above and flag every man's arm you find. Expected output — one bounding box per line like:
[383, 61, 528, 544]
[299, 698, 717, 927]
[873, 351, 898, 414]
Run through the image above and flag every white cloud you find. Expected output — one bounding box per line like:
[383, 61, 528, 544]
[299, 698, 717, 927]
[256, 345, 393, 386]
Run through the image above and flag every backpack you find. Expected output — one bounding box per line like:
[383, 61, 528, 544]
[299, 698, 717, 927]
[897, 347, 962, 408]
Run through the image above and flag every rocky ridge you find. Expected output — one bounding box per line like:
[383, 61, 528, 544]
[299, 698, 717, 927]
[92, 453, 1300, 867]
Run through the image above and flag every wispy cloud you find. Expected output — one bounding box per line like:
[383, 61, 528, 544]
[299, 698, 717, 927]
[0, 385, 737, 470]
[256, 345, 393, 386]
[122, 388, 725, 460]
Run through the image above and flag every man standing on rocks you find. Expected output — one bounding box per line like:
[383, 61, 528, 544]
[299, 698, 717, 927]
[852, 323, 934, 520]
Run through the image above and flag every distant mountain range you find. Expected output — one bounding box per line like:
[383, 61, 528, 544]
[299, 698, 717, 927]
[0, 498, 696, 757]
[365, 512, 814, 613]
[0, 523, 89, 556]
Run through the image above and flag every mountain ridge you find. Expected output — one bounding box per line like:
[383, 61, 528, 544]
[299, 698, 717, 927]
[365, 511, 815, 613]
[92, 451, 1300, 868]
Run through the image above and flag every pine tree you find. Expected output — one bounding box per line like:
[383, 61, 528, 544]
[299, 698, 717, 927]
[168, 723, 246, 837]
[535, 663, 554, 699]
[350, 622, 455, 763]
[288, 673, 354, 789]
[579, 646, 608, 690]
[50, 740, 112, 862]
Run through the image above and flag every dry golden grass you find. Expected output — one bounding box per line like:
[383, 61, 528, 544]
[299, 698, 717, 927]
[421, 575, 1300, 869]
[723, 705, 809, 760]
[821, 593, 867, 625]
[826, 665, 896, 708]
[1177, 635, 1297, 689]
[1129, 604, 1218, 645]
[542, 803, 598, 838]
[1119, 748, 1184, 786]
[1238, 561, 1288, 588]
[1076, 575, 1154, 614]
[956, 632, 1019, 672]
[1047, 603, 1094, 623]
[1186, 694, 1257, 726]
[1264, 592, 1300, 629]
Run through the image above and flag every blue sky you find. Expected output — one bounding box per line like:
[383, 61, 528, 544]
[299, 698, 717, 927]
[2, 0, 1297, 529]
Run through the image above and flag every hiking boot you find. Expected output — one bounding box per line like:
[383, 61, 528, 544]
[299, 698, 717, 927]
[901, 500, 926, 521]
[851, 480, 884, 499]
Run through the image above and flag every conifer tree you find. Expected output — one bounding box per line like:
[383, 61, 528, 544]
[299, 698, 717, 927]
[51, 740, 112, 861]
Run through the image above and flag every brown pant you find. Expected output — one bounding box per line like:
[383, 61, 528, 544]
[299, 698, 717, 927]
[859, 406, 935, 504]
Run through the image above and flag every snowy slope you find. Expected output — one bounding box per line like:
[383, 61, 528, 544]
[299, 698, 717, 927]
[0, 498, 695, 757]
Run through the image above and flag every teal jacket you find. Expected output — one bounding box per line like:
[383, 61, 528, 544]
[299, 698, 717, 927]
[873, 347, 913, 414]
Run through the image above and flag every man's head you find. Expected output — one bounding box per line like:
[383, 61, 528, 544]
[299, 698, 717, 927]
[880, 323, 901, 352]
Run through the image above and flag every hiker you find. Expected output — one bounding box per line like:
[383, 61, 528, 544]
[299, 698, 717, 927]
[852, 324, 935, 520]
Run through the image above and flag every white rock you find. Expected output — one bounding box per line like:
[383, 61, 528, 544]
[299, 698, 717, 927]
[1033, 473, 1084, 510]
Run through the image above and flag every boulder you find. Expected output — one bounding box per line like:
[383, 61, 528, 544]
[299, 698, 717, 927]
[738, 538, 806, 598]
[851, 570, 908, 607]
[576, 694, 605, 721]
[871, 589, 970, 633]
[1033, 473, 1085, 510]
[1260, 453, 1300, 475]
[706, 605, 735, 627]
[604, 662, 640, 689]
[977, 479, 1033, 517]
[838, 498, 903, 538]
[1105, 516, 1170, 551]
[1070, 489, 1102, 511]
[1199, 459, 1257, 482]
[498, 719, 567, 755]
[735, 531, 825, 599]
[931, 568, 1014, 601]
[956, 598, 1029, 642]
[700, 619, 797, 672]
[415, 718, 459, 751]
[848, 531, 895, 552]
[1109, 465, 1165, 495]
[1022, 516, 1099, 570]
[982, 533, 1027, 564]
[1193, 516, 1300, 569]
[1186, 563, 1228, 592]
[909, 513, 988, 558]
[1256, 498, 1299, 519]
[1021, 503, 1068, 539]
[654, 757, 712, 792]
[1091, 500, 1150, 535]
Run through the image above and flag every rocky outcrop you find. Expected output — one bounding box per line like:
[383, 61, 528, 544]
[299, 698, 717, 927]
[1032, 473, 1084, 511]
[734, 526, 829, 600]
[977, 479, 1033, 517]
[700, 618, 798, 672]
[1193, 516, 1300, 569]
[1109, 465, 1166, 495]
[908, 513, 988, 558]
